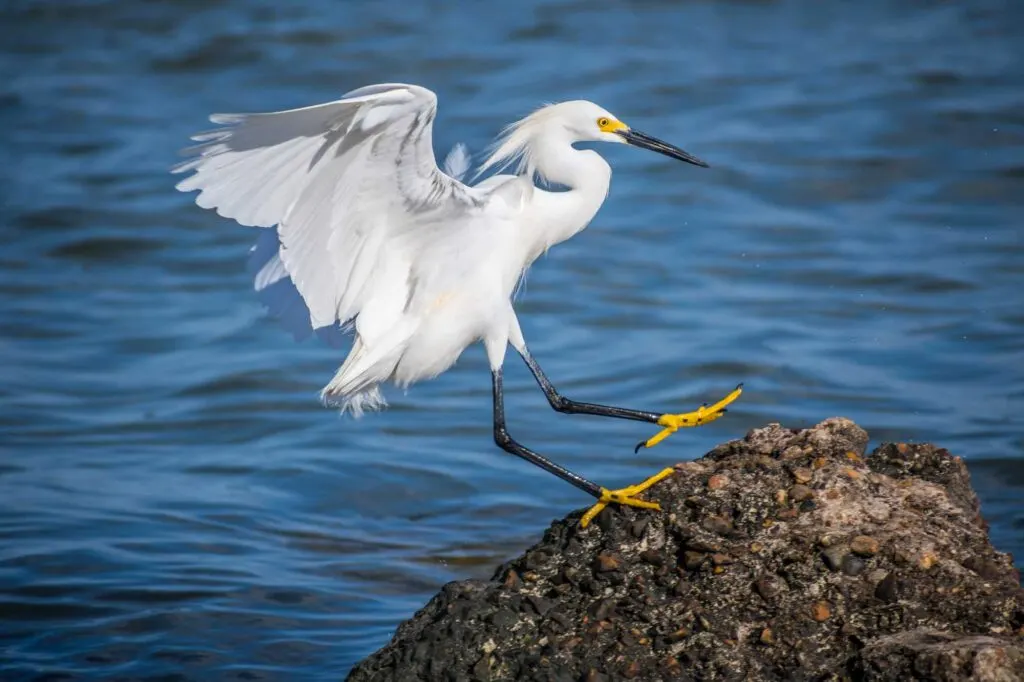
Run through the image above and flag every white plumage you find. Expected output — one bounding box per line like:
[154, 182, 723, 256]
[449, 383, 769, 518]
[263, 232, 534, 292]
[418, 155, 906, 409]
[441, 142, 473, 182]
[174, 83, 707, 416]
[175, 82, 738, 525]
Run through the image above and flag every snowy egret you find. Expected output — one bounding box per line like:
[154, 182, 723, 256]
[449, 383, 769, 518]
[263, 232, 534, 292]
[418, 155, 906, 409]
[174, 83, 742, 527]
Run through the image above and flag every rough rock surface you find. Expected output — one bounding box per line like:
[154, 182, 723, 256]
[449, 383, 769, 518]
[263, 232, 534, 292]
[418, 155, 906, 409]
[348, 419, 1024, 681]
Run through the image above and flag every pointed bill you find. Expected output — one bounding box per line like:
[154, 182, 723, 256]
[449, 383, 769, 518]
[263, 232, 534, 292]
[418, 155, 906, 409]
[617, 129, 709, 168]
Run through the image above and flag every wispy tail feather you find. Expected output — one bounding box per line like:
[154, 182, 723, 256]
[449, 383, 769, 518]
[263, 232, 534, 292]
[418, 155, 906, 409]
[324, 385, 387, 418]
[320, 320, 417, 416]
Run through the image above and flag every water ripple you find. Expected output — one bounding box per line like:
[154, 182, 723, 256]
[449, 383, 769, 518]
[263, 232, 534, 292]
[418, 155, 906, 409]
[1, 0, 1022, 678]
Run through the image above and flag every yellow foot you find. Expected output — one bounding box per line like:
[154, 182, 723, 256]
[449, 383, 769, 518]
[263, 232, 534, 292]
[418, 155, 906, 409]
[580, 467, 676, 528]
[635, 383, 744, 453]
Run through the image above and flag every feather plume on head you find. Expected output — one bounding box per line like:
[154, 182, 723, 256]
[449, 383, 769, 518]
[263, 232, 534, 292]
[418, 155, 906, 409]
[475, 103, 563, 183]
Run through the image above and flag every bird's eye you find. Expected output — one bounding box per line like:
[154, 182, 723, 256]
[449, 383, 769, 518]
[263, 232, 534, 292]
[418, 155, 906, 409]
[597, 117, 610, 128]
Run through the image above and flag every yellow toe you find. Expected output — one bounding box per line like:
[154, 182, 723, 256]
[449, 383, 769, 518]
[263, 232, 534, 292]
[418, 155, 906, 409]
[579, 467, 675, 528]
[636, 384, 743, 451]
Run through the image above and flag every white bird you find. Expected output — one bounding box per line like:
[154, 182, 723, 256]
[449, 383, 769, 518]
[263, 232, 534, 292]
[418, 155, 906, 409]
[173, 83, 742, 527]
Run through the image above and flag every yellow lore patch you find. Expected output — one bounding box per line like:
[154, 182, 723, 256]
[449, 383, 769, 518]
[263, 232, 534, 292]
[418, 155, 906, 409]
[598, 118, 628, 134]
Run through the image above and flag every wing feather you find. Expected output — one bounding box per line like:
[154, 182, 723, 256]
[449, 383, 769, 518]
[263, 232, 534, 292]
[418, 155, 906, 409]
[174, 83, 483, 333]
[442, 143, 472, 181]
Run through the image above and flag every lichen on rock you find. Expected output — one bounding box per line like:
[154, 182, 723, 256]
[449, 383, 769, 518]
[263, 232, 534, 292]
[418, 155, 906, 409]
[348, 418, 1024, 681]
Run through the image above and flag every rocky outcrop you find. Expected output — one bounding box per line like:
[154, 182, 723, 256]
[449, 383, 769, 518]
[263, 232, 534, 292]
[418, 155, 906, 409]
[348, 419, 1024, 681]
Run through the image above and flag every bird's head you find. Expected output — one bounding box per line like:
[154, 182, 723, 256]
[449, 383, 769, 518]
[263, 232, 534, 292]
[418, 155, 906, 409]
[479, 99, 708, 179]
[559, 100, 709, 168]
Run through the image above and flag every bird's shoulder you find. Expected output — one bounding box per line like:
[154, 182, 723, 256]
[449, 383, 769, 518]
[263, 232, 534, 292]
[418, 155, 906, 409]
[475, 174, 533, 213]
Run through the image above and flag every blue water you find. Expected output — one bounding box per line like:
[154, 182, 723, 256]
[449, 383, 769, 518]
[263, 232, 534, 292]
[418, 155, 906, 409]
[1, 1, 1022, 679]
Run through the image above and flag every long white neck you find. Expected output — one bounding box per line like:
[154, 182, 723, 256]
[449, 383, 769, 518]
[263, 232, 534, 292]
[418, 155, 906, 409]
[521, 133, 611, 261]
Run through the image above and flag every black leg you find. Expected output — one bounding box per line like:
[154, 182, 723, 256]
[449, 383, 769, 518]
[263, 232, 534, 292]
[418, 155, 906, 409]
[492, 368, 602, 499]
[520, 350, 661, 424]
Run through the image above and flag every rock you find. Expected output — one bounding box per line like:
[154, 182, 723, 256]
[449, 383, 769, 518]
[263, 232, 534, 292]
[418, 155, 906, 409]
[841, 554, 867, 577]
[822, 545, 849, 571]
[526, 594, 553, 617]
[811, 600, 832, 622]
[855, 629, 1024, 681]
[701, 514, 733, 536]
[851, 534, 881, 556]
[682, 550, 705, 571]
[789, 484, 815, 503]
[347, 419, 1023, 682]
[707, 473, 730, 490]
[592, 552, 621, 573]
[710, 553, 734, 566]
[875, 571, 899, 603]
[502, 569, 521, 589]
[792, 467, 814, 484]
[754, 574, 784, 602]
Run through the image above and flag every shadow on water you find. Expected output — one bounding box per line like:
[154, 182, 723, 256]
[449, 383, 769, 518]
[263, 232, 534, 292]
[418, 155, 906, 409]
[1, 0, 1022, 678]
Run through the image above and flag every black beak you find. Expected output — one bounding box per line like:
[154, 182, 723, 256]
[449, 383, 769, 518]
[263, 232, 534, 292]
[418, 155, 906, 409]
[617, 129, 709, 168]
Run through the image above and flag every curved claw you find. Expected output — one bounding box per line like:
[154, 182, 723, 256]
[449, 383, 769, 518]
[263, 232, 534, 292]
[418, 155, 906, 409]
[636, 383, 744, 452]
[579, 467, 675, 528]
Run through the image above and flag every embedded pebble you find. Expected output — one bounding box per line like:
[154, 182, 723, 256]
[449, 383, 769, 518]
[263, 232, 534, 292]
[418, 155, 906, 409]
[841, 554, 866, 576]
[875, 572, 899, 602]
[707, 474, 730, 490]
[594, 552, 621, 573]
[819, 533, 843, 547]
[630, 518, 650, 538]
[822, 546, 848, 571]
[792, 467, 813, 484]
[755, 575, 782, 601]
[667, 627, 689, 643]
[850, 535, 880, 556]
[683, 551, 705, 571]
[527, 595, 553, 616]
[686, 539, 721, 553]
[711, 553, 734, 566]
[701, 515, 733, 536]
[789, 484, 814, 503]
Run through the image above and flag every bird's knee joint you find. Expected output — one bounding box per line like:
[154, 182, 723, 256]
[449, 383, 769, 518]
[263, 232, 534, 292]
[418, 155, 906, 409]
[551, 395, 573, 413]
[494, 427, 513, 449]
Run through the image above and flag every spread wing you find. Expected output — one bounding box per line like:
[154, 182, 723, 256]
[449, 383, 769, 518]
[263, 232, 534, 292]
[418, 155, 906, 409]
[173, 83, 485, 330]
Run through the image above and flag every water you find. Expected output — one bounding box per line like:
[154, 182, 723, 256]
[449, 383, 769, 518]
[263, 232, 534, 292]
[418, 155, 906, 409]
[1, 0, 1022, 678]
